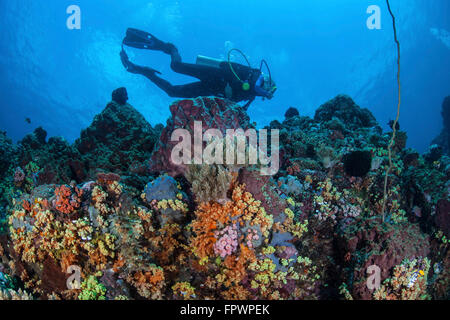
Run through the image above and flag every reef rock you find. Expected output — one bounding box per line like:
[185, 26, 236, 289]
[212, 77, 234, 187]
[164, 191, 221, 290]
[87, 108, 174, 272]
[284, 107, 300, 119]
[238, 167, 286, 218]
[143, 175, 188, 226]
[277, 175, 303, 196]
[144, 175, 179, 203]
[314, 95, 378, 130]
[431, 96, 450, 155]
[149, 97, 252, 177]
[111, 87, 129, 105]
[75, 100, 158, 176]
[339, 218, 430, 300]
[17, 127, 83, 185]
[0, 131, 16, 177]
[435, 199, 450, 237]
[343, 150, 372, 177]
[424, 144, 443, 163]
[267, 95, 386, 172]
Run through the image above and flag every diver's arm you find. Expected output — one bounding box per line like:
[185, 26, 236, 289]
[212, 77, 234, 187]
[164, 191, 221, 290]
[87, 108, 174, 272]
[120, 49, 161, 75]
[243, 97, 255, 111]
[120, 49, 138, 73]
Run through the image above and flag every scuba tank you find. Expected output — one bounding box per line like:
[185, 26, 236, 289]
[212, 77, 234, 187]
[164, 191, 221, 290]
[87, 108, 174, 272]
[196, 50, 274, 95]
[195, 52, 252, 91]
[196, 55, 232, 98]
[196, 55, 223, 69]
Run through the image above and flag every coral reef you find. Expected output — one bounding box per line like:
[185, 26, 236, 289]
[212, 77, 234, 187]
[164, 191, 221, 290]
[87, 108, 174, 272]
[0, 95, 448, 300]
[143, 175, 188, 226]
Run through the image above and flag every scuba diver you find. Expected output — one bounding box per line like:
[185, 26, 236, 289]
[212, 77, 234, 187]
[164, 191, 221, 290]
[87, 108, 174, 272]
[120, 28, 277, 110]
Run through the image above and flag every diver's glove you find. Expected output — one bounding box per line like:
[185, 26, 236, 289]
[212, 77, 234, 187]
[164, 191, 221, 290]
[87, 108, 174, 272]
[120, 48, 161, 77]
[120, 49, 143, 74]
[120, 49, 138, 73]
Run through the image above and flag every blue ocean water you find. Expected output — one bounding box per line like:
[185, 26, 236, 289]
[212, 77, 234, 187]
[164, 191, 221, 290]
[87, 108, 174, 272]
[0, 0, 449, 152]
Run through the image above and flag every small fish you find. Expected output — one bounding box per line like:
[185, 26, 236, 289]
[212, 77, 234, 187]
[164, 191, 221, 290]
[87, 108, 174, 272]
[25, 117, 31, 124]
[407, 269, 425, 288]
[434, 263, 442, 275]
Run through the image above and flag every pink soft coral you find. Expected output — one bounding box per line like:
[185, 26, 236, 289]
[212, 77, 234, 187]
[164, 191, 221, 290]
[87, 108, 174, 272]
[213, 224, 238, 258]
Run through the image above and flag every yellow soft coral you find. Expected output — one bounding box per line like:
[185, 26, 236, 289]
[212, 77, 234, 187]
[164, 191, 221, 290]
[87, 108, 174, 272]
[172, 282, 196, 300]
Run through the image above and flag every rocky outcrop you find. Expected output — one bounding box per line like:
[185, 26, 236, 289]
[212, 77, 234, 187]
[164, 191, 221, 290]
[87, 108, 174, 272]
[17, 127, 82, 185]
[314, 95, 378, 130]
[267, 95, 388, 173]
[284, 107, 300, 119]
[149, 96, 252, 177]
[431, 96, 450, 155]
[338, 218, 430, 300]
[238, 167, 286, 218]
[75, 100, 158, 177]
[435, 199, 450, 237]
[0, 131, 16, 177]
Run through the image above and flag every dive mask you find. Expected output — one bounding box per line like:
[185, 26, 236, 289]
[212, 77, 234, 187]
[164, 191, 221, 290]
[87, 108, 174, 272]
[256, 74, 277, 99]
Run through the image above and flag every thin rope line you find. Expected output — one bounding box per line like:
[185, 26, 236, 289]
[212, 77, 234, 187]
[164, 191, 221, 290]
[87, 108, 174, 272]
[382, 0, 401, 222]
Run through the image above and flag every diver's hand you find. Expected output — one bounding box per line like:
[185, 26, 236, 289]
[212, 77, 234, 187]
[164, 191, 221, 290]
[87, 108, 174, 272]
[266, 91, 274, 100]
[120, 48, 161, 77]
[120, 49, 139, 74]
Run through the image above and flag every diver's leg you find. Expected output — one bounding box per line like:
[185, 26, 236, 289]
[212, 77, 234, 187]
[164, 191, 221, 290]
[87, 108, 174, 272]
[124, 29, 218, 79]
[140, 68, 210, 98]
[167, 82, 212, 98]
[165, 44, 219, 80]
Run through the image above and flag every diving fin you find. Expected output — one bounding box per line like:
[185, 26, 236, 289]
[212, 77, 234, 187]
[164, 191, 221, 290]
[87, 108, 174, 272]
[123, 28, 166, 51]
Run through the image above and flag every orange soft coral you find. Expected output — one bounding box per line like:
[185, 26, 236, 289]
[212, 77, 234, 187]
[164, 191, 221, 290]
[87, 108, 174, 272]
[53, 185, 83, 214]
[191, 201, 228, 259]
[148, 223, 183, 265]
[126, 265, 165, 299]
[221, 244, 256, 288]
[22, 199, 31, 212]
[191, 184, 273, 261]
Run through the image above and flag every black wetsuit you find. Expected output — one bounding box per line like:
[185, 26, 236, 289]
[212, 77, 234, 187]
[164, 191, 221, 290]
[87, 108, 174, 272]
[132, 45, 262, 106]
